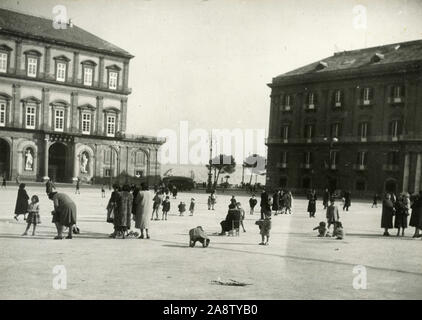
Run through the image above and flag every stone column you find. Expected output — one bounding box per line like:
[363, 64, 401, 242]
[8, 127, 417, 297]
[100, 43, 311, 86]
[72, 143, 78, 182]
[71, 92, 79, 132]
[15, 40, 22, 75]
[43, 136, 49, 181]
[44, 46, 51, 79]
[415, 153, 421, 193]
[98, 56, 104, 88]
[96, 96, 104, 135]
[12, 84, 21, 128]
[402, 152, 410, 193]
[42, 88, 50, 130]
[73, 52, 79, 84]
[123, 60, 129, 91]
[120, 97, 127, 134]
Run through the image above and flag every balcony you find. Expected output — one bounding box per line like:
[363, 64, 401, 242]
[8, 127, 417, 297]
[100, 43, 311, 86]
[276, 162, 287, 169]
[353, 164, 366, 171]
[304, 104, 316, 112]
[282, 105, 292, 112]
[357, 99, 373, 107]
[382, 164, 400, 172]
[387, 96, 404, 105]
[334, 102, 342, 107]
[300, 163, 312, 169]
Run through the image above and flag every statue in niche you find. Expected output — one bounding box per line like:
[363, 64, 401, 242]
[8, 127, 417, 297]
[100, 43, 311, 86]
[25, 149, 33, 171]
[80, 152, 89, 174]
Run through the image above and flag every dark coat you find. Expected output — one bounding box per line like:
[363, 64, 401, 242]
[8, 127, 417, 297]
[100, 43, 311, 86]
[272, 192, 280, 211]
[394, 200, 409, 228]
[14, 188, 29, 215]
[249, 197, 257, 208]
[52, 193, 77, 227]
[381, 199, 394, 229]
[409, 196, 422, 228]
[307, 193, 317, 212]
[220, 208, 241, 232]
[116, 191, 133, 229]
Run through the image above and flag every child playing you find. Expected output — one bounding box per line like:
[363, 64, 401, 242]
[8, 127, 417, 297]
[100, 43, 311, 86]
[162, 196, 170, 220]
[332, 221, 345, 240]
[189, 198, 195, 216]
[259, 211, 272, 245]
[178, 201, 186, 216]
[313, 221, 327, 237]
[22, 195, 40, 236]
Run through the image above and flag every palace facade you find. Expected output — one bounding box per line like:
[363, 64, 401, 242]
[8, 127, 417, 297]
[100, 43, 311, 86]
[0, 8, 164, 183]
[266, 39, 422, 196]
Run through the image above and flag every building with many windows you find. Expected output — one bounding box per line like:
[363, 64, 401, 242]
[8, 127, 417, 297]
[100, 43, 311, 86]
[266, 39, 422, 196]
[0, 8, 164, 183]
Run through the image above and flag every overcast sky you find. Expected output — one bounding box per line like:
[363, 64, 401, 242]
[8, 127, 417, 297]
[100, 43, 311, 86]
[2, 0, 422, 161]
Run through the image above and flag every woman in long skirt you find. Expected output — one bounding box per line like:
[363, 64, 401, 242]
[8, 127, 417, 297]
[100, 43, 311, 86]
[409, 191, 422, 238]
[394, 194, 409, 237]
[381, 193, 395, 236]
[49, 192, 77, 239]
[272, 190, 280, 215]
[107, 184, 121, 238]
[134, 183, 153, 239]
[116, 184, 133, 238]
[307, 189, 317, 218]
[14, 183, 29, 221]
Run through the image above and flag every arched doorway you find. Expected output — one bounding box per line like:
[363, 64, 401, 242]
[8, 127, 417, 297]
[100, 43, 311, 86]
[0, 138, 10, 179]
[49, 143, 68, 182]
[385, 179, 397, 194]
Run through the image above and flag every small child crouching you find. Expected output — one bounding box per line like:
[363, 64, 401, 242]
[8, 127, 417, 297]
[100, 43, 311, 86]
[313, 221, 327, 237]
[332, 221, 345, 240]
[22, 195, 40, 236]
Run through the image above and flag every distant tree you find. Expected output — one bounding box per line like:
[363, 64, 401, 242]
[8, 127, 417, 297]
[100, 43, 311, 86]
[243, 154, 266, 186]
[206, 154, 236, 189]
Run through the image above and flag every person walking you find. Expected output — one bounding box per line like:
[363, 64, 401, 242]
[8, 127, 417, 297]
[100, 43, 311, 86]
[410, 191, 422, 238]
[152, 191, 163, 220]
[307, 189, 317, 218]
[22, 195, 41, 236]
[249, 194, 257, 215]
[343, 191, 351, 211]
[372, 193, 379, 208]
[285, 191, 293, 214]
[394, 193, 409, 237]
[1, 176, 6, 189]
[134, 183, 153, 239]
[272, 190, 280, 215]
[14, 183, 29, 221]
[107, 184, 121, 238]
[381, 193, 395, 236]
[75, 178, 80, 194]
[101, 184, 106, 198]
[260, 189, 270, 219]
[322, 188, 330, 209]
[48, 192, 77, 239]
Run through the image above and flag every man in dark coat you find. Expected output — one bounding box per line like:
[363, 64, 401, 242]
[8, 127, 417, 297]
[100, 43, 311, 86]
[260, 189, 270, 219]
[323, 189, 330, 209]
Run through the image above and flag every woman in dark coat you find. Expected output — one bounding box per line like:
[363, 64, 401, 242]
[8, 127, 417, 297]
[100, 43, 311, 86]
[14, 183, 29, 221]
[220, 204, 241, 235]
[409, 191, 422, 238]
[307, 189, 317, 218]
[49, 192, 77, 239]
[381, 193, 395, 236]
[116, 184, 133, 238]
[107, 184, 121, 238]
[272, 190, 280, 214]
[394, 194, 409, 237]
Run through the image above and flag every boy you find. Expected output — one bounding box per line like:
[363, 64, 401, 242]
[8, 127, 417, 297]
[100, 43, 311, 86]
[162, 196, 170, 220]
[259, 211, 272, 245]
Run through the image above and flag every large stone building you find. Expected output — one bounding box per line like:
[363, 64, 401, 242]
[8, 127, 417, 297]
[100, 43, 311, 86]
[0, 8, 164, 184]
[266, 39, 422, 196]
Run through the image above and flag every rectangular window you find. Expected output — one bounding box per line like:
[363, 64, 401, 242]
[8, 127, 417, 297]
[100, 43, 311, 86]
[363, 88, 370, 101]
[0, 101, 6, 126]
[0, 52, 7, 73]
[83, 67, 93, 86]
[359, 122, 368, 140]
[82, 113, 91, 134]
[108, 71, 118, 90]
[305, 124, 314, 140]
[104, 168, 111, 177]
[304, 152, 312, 165]
[56, 62, 66, 82]
[54, 109, 64, 132]
[358, 151, 366, 166]
[284, 95, 291, 110]
[27, 57, 38, 77]
[281, 125, 289, 141]
[308, 93, 314, 105]
[26, 104, 36, 129]
[281, 151, 287, 164]
[331, 123, 340, 138]
[330, 150, 338, 166]
[335, 90, 341, 103]
[106, 115, 116, 137]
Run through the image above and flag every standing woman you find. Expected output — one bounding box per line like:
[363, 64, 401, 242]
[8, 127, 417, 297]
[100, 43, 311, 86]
[116, 184, 133, 238]
[307, 189, 317, 218]
[107, 184, 121, 238]
[48, 192, 77, 239]
[381, 193, 395, 236]
[1, 175, 6, 189]
[285, 191, 293, 214]
[134, 183, 153, 239]
[409, 191, 422, 238]
[394, 193, 409, 237]
[14, 183, 29, 221]
[272, 190, 280, 215]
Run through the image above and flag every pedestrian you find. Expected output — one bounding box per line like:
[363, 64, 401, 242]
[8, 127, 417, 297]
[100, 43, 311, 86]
[101, 184, 106, 198]
[189, 198, 195, 216]
[236, 202, 246, 232]
[219, 203, 241, 235]
[381, 193, 395, 236]
[49, 192, 77, 239]
[45, 179, 55, 196]
[307, 189, 317, 218]
[249, 194, 257, 215]
[372, 193, 379, 208]
[152, 191, 163, 220]
[313, 221, 327, 237]
[394, 193, 409, 237]
[134, 183, 153, 239]
[178, 201, 186, 216]
[260, 189, 269, 219]
[322, 188, 330, 209]
[409, 191, 422, 238]
[326, 198, 340, 233]
[162, 196, 170, 220]
[259, 211, 272, 245]
[208, 191, 216, 210]
[172, 185, 178, 199]
[272, 190, 280, 215]
[75, 178, 80, 194]
[1, 175, 6, 189]
[117, 184, 133, 238]
[22, 195, 41, 236]
[285, 191, 293, 214]
[107, 184, 121, 238]
[343, 190, 351, 211]
[14, 183, 29, 221]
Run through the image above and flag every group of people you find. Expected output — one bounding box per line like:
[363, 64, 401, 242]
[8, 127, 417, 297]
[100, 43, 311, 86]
[381, 191, 422, 237]
[257, 189, 294, 217]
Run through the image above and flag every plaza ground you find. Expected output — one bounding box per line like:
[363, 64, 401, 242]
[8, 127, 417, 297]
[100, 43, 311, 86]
[0, 184, 421, 300]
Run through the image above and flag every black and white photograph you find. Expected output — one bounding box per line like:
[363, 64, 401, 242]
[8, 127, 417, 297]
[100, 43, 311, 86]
[0, 0, 421, 304]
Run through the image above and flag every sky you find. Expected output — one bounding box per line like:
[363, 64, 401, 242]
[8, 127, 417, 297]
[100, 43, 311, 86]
[2, 0, 422, 177]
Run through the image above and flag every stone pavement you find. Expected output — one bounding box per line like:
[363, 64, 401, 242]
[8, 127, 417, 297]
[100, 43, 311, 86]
[0, 185, 421, 299]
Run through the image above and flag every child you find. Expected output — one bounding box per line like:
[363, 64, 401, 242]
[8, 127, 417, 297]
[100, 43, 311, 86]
[332, 221, 345, 240]
[259, 211, 272, 245]
[313, 221, 327, 237]
[101, 184, 106, 198]
[178, 201, 186, 216]
[162, 196, 170, 220]
[152, 191, 163, 220]
[372, 193, 378, 208]
[236, 202, 246, 232]
[189, 198, 195, 216]
[22, 195, 40, 236]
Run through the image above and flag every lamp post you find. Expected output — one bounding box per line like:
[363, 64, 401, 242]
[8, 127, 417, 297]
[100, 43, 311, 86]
[206, 133, 213, 193]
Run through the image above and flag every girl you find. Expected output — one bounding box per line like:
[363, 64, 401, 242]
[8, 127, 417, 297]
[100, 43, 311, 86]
[22, 195, 40, 236]
[259, 211, 272, 245]
[189, 198, 195, 216]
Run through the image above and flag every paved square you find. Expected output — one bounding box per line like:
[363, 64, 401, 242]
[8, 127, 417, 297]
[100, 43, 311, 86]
[0, 185, 421, 299]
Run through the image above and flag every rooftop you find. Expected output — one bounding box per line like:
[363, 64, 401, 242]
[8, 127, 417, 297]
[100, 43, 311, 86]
[273, 39, 422, 81]
[0, 7, 133, 58]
